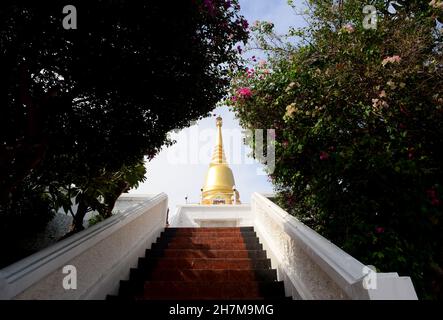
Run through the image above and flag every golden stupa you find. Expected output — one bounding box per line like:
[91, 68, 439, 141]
[200, 116, 240, 205]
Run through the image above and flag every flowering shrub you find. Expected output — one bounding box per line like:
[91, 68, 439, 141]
[236, 87, 251, 98]
[228, 0, 443, 299]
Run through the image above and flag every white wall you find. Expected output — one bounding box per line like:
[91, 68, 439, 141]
[0, 193, 168, 300]
[171, 204, 253, 227]
[251, 193, 418, 300]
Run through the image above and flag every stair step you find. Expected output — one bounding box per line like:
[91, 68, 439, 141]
[165, 227, 254, 233]
[119, 279, 144, 296]
[137, 281, 285, 300]
[160, 231, 257, 238]
[119, 279, 285, 299]
[114, 226, 290, 300]
[145, 249, 267, 259]
[156, 236, 260, 246]
[130, 268, 278, 282]
[138, 257, 272, 270]
[151, 241, 263, 250]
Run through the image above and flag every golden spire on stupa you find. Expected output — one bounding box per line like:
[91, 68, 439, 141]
[200, 116, 240, 205]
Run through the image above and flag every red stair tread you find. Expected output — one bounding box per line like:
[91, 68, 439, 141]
[145, 269, 273, 282]
[166, 227, 251, 232]
[150, 249, 260, 259]
[164, 232, 254, 237]
[114, 227, 287, 300]
[163, 242, 256, 250]
[148, 257, 269, 270]
[163, 237, 254, 245]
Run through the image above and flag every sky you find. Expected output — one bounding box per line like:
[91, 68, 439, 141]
[239, 0, 305, 35]
[130, 0, 304, 213]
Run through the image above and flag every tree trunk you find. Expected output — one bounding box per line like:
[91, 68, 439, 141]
[72, 198, 88, 233]
[103, 181, 130, 218]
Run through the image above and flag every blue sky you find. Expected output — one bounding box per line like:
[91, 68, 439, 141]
[131, 0, 303, 212]
[239, 0, 304, 34]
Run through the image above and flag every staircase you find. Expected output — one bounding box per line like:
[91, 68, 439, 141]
[108, 227, 288, 300]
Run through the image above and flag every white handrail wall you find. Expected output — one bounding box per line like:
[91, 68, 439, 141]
[0, 193, 168, 300]
[251, 192, 418, 300]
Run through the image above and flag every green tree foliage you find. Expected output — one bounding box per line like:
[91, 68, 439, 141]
[228, 0, 443, 299]
[0, 0, 248, 242]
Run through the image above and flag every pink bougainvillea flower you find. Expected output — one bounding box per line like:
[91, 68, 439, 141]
[237, 87, 252, 98]
[400, 106, 410, 116]
[319, 151, 329, 160]
[241, 19, 249, 31]
[426, 187, 441, 205]
[427, 188, 437, 199]
[284, 104, 297, 120]
[258, 60, 267, 67]
[230, 95, 238, 102]
[429, 0, 443, 9]
[342, 24, 355, 33]
[382, 55, 402, 66]
[408, 147, 414, 160]
[203, 0, 216, 16]
[375, 227, 385, 234]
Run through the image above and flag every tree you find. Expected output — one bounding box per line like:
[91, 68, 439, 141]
[0, 0, 248, 235]
[228, 0, 443, 298]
